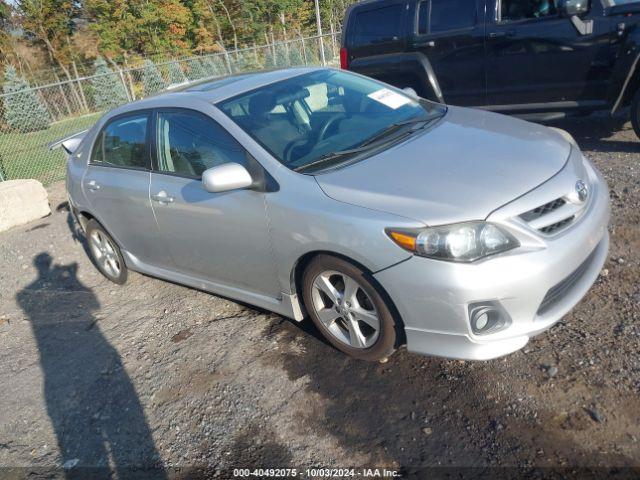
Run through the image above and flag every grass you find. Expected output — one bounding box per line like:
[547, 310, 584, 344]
[0, 113, 102, 186]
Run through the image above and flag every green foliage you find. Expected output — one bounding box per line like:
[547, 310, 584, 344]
[185, 58, 207, 80]
[273, 43, 288, 67]
[166, 61, 186, 85]
[90, 57, 128, 111]
[2, 65, 50, 133]
[141, 59, 165, 95]
[289, 44, 304, 66]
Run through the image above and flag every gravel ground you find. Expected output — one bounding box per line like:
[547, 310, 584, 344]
[0, 116, 638, 479]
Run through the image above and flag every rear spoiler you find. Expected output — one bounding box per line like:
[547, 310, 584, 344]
[48, 129, 88, 155]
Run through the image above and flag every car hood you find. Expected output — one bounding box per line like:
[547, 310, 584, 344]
[314, 106, 572, 226]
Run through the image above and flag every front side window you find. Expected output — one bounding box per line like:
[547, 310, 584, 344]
[500, 0, 559, 22]
[91, 113, 149, 169]
[155, 110, 247, 178]
[418, 0, 477, 34]
[351, 5, 404, 46]
[218, 70, 446, 173]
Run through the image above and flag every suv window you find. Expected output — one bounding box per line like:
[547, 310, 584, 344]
[91, 113, 149, 169]
[351, 5, 403, 46]
[155, 110, 248, 178]
[418, 0, 477, 34]
[500, 0, 559, 22]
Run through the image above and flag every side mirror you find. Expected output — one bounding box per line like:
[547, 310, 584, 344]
[202, 163, 253, 193]
[559, 0, 589, 16]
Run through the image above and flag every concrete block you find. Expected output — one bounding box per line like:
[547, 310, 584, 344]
[0, 179, 51, 233]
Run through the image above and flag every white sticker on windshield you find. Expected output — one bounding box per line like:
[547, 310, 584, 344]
[367, 88, 413, 109]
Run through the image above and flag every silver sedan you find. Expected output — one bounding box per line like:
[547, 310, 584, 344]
[64, 67, 610, 361]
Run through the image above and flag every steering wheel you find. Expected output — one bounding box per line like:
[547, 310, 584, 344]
[318, 113, 347, 142]
[283, 138, 310, 166]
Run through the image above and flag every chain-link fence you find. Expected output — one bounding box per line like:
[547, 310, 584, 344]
[0, 32, 340, 185]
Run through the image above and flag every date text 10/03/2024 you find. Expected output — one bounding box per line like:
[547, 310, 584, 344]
[233, 468, 401, 478]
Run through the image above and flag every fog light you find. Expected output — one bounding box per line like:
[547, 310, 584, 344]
[468, 302, 511, 335]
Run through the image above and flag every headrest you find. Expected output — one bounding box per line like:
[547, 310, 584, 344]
[248, 93, 276, 116]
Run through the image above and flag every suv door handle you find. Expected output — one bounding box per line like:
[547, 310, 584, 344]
[415, 40, 436, 48]
[85, 180, 101, 191]
[151, 191, 175, 204]
[489, 30, 515, 38]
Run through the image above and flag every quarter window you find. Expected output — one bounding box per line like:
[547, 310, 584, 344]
[351, 5, 404, 46]
[155, 110, 248, 178]
[91, 113, 149, 169]
[500, 0, 559, 22]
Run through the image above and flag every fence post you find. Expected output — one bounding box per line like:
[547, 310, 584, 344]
[300, 34, 308, 65]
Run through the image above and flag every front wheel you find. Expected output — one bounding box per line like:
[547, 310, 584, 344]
[85, 219, 128, 284]
[301, 255, 398, 361]
[632, 89, 640, 140]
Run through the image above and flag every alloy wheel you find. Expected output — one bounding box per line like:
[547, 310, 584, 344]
[89, 230, 121, 279]
[310, 270, 380, 349]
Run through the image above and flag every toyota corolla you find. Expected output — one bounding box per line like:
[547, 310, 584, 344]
[63, 67, 610, 361]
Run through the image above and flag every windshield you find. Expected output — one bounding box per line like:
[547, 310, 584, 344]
[217, 70, 446, 172]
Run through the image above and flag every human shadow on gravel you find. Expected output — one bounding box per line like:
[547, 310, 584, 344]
[17, 253, 165, 479]
[264, 319, 637, 479]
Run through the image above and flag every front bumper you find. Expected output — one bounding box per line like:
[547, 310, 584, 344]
[374, 159, 610, 361]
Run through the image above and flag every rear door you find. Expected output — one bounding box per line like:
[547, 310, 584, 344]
[409, 0, 486, 106]
[345, 0, 409, 83]
[148, 108, 280, 298]
[82, 111, 165, 266]
[485, 0, 612, 108]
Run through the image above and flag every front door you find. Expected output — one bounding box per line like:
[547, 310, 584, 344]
[82, 111, 165, 266]
[409, 0, 486, 106]
[149, 108, 280, 298]
[485, 0, 613, 107]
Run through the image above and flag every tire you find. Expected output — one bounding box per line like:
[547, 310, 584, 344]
[632, 90, 640, 141]
[301, 255, 398, 361]
[85, 219, 128, 285]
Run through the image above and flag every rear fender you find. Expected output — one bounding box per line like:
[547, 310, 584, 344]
[610, 30, 640, 113]
[349, 52, 444, 103]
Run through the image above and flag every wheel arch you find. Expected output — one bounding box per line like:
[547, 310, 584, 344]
[290, 250, 407, 347]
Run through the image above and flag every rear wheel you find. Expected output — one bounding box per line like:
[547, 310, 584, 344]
[632, 90, 640, 140]
[302, 255, 397, 361]
[85, 219, 128, 284]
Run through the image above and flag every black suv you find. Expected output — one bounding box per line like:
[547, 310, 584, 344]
[340, 0, 640, 138]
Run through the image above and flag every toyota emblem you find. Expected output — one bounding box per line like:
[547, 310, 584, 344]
[575, 180, 588, 202]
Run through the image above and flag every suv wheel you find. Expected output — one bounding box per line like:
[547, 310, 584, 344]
[302, 255, 397, 361]
[85, 219, 128, 284]
[632, 90, 640, 140]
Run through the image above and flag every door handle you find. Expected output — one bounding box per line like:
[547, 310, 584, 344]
[489, 30, 515, 38]
[85, 180, 101, 191]
[415, 40, 436, 48]
[151, 191, 175, 204]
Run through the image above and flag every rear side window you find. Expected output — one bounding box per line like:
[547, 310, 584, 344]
[351, 5, 404, 46]
[418, 0, 477, 34]
[91, 113, 150, 169]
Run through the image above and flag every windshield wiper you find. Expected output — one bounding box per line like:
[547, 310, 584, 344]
[357, 117, 431, 148]
[294, 146, 370, 173]
[294, 117, 434, 173]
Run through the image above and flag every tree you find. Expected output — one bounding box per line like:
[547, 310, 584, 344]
[2, 65, 50, 132]
[141, 59, 164, 95]
[289, 43, 304, 66]
[90, 57, 128, 111]
[166, 61, 186, 85]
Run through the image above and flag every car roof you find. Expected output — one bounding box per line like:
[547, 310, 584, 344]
[115, 67, 322, 112]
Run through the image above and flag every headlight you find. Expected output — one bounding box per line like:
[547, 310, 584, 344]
[386, 222, 519, 262]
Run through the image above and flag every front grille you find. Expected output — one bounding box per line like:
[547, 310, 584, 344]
[520, 198, 566, 222]
[537, 249, 596, 316]
[539, 216, 575, 235]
